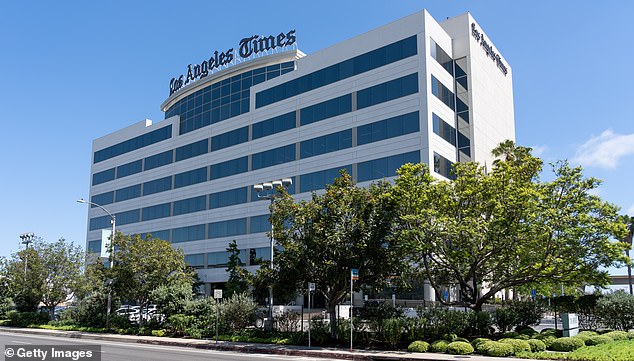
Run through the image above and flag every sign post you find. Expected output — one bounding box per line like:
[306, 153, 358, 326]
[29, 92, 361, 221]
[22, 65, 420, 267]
[214, 289, 223, 344]
[308, 282, 315, 348]
[350, 269, 359, 352]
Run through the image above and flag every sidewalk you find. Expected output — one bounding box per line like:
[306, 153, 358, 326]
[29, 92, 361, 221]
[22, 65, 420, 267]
[0, 327, 542, 361]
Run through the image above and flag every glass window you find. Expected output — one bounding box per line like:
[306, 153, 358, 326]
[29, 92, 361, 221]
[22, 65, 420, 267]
[430, 38, 453, 76]
[357, 112, 420, 146]
[185, 253, 205, 268]
[299, 166, 352, 193]
[89, 215, 110, 231]
[300, 94, 352, 126]
[173, 195, 207, 216]
[116, 209, 140, 226]
[251, 144, 296, 170]
[249, 214, 270, 234]
[175, 138, 209, 161]
[94, 125, 172, 163]
[252, 112, 296, 140]
[92, 168, 115, 186]
[140, 230, 170, 242]
[431, 75, 455, 110]
[210, 187, 248, 209]
[433, 152, 455, 179]
[256, 36, 417, 108]
[208, 251, 230, 268]
[174, 167, 208, 188]
[115, 184, 142, 202]
[208, 218, 247, 238]
[210, 156, 248, 180]
[250, 247, 270, 265]
[144, 150, 173, 171]
[91, 191, 114, 207]
[87, 240, 101, 254]
[358, 151, 420, 182]
[116, 160, 142, 179]
[357, 73, 419, 109]
[142, 203, 171, 221]
[300, 129, 352, 159]
[432, 113, 456, 146]
[211, 126, 248, 151]
[172, 224, 206, 243]
[458, 131, 471, 157]
[143, 176, 172, 196]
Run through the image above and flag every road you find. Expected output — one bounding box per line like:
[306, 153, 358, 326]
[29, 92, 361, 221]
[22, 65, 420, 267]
[0, 332, 336, 361]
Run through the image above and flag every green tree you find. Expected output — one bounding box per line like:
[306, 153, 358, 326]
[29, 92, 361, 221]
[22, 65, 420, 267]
[269, 171, 403, 337]
[390, 141, 629, 311]
[224, 240, 249, 298]
[2, 245, 44, 312]
[39, 238, 84, 317]
[112, 233, 194, 326]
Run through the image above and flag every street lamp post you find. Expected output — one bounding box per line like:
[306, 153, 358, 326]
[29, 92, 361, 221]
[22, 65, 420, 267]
[77, 198, 116, 328]
[19, 233, 35, 275]
[253, 178, 292, 331]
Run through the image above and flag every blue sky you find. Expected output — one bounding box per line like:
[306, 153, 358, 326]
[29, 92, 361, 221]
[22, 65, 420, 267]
[1, 1, 633, 274]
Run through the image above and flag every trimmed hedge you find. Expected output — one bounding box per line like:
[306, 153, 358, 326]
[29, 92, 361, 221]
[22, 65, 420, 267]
[550, 337, 586, 352]
[476, 340, 515, 357]
[585, 335, 613, 346]
[446, 341, 474, 355]
[407, 341, 429, 352]
[430, 340, 450, 353]
[471, 337, 491, 348]
[526, 338, 546, 352]
[603, 330, 629, 341]
[500, 338, 531, 354]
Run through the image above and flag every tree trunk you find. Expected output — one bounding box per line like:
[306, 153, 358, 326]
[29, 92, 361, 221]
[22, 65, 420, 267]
[328, 302, 337, 339]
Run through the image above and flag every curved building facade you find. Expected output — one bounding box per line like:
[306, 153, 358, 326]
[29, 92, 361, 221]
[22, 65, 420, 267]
[83, 10, 514, 294]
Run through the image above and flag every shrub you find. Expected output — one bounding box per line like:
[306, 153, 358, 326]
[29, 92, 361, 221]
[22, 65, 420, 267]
[596, 291, 634, 331]
[430, 339, 450, 353]
[220, 292, 258, 332]
[407, 340, 429, 352]
[446, 341, 474, 355]
[414, 307, 471, 340]
[471, 337, 491, 348]
[585, 335, 613, 346]
[151, 329, 166, 337]
[275, 311, 300, 333]
[503, 331, 519, 338]
[550, 337, 586, 352]
[468, 311, 493, 337]
[383, 318, 406, 347]
[166, 314, 197, 336]
[493, 300, 545, 332]
[453, 336, 469, 343]
[517, 326, 538, 336]
[499, 338, 531, 354]
[476, 341, 515, 357]
[628, 331, 634, 340]
[538, 335, 557, 348]
[540, 328, 563, 338]
[603, 330, 629, 341]
[526, 339, 546, 352]
[308, 317, 330, 345]
[6, 310, 49, 327]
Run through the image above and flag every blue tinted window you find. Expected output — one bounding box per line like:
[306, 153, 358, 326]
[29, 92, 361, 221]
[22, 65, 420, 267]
[185, 253, 205, 268]
[250, 247, 270, 264]
[431, 75, 455, 110]
[256, 36, 417, 108]
[252, 112, 296, 140]
[208, 251, 230, 267]
[252, 144, 296, 170]
[116, 209, 140, 226]
[142, 203, 171, 221]
[458, 131, 471, 157]
[173, 195, 207, 216]
[432, 113, 456, 146]
[89, 215, 110, 231]
[430, 38, 453, 76]
[94, 125, 172, 163]
[358, 112, 420, 146]
[208, 218, 247, 238]
[144, 150, 173, 171]
[250, 214, 270, 233]
[92, 168, 115, 186]
[358, 151, 420, 182]
[172, 224, 206, 243]
[141, 230, 170, 242]
[210, 156, 248, 179]
[357, 73, 419, 109]
[300, 129, 352, 159]
[91, 191, 114, 207]
[143, 176, 172, 196]
[210, 187, 247, 209]
[116, 184, 142, 202]
[211, 127, 248, 151]
[299, 166, 352, 193]
[174, 167, 208, 188]
[175, 138, 209, 161]
[433, 152, 455, 179]
[300, 94, 351, 126]
[87, 240, 101, 253]
[116, 160, 142, 179]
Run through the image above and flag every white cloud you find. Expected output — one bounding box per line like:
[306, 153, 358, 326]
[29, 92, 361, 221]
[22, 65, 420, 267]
[530, 145, 548, 158]
[627, 203, 634, 217]
[572, 129, 634, 169]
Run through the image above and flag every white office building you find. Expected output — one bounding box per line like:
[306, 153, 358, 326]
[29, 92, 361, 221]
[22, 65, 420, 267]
[83, 10, 514, 293]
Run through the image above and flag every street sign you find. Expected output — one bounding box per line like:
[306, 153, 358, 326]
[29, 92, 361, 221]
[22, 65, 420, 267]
[214, 289, 223, 299]
[351, 269, 359, 280]
[308, 282, 315, 292]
